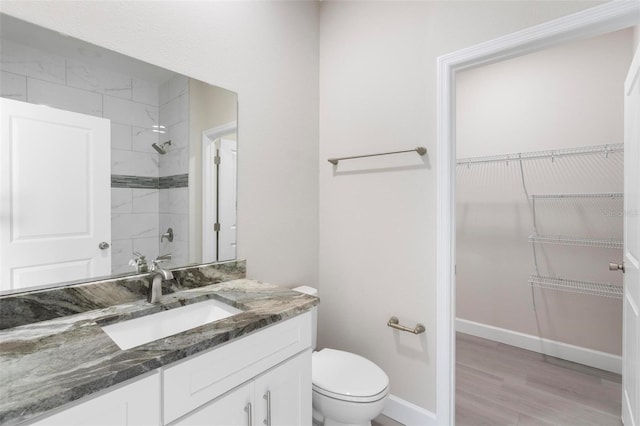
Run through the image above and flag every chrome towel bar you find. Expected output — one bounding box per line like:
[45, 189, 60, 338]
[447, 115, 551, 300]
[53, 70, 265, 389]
[387, 316, 425, 335]
[328, 147, 427, 165]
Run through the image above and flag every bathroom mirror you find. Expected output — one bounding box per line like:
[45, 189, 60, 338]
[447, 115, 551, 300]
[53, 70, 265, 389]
[0, 14, 238, 293]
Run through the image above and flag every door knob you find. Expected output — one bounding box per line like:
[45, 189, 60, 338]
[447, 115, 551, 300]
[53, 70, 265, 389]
[98, 241, 110, 250]
[609, 262, 625, 273]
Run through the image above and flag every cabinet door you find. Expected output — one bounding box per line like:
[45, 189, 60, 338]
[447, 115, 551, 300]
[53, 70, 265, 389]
[32, 373, 160, 426]
[254, 351, 312, 426]
[172, 351, 312, 426]
[172, 383, 253, 426]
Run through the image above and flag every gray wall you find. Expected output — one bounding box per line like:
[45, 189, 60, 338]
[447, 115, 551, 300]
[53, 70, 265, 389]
[318, 0, 605, 412]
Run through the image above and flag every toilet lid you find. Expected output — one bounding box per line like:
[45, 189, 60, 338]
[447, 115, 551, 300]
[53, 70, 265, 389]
[312, 349, 389, 400]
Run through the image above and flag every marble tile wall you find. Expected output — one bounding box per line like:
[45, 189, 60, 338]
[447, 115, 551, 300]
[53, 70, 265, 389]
[0, 39, 189, 275]
[159, 75, 190, 267]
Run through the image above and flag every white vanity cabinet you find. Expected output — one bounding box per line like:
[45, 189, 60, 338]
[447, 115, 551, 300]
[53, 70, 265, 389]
[31, 373, 160, 426]
[28, 312, 312, 426]
[173, 351, 311, 426]
[164, 312, 312, 425]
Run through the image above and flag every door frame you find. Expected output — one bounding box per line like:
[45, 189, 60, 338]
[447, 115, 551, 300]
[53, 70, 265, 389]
[435, 2, 640, 424]
[202, 121, 237, 262]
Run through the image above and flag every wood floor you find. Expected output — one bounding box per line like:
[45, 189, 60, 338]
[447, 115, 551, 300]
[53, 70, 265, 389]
[373, 414, 405, 426]
[456, 332, 622, 426]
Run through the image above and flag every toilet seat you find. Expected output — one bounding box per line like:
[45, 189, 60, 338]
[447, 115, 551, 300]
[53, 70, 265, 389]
[312, 349, 389, 403]
[313, 383, 389, 403]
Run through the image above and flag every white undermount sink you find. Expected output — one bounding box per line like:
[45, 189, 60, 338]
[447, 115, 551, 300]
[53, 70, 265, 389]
[101, 299, 242, 350]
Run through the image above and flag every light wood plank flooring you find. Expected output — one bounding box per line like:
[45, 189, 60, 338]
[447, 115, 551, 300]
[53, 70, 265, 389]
[456, 332, 622, 426]
[373, 414, 405, 426]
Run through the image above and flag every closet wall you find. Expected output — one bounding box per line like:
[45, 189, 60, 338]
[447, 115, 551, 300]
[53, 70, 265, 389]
[456, 29, 634, 359]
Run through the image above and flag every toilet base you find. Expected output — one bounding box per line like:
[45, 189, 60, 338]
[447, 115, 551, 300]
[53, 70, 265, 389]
[313, 388, 388, 426]
[312, 408, 324, 425]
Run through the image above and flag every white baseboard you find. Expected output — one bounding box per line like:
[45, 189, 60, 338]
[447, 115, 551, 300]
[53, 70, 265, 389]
[382, 394, 437, 426]
[456, 318, 621, 374]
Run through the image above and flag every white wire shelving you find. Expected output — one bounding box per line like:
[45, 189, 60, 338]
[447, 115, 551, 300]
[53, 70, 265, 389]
[528, 274, 623, 299]
[529, 192, 623, 201]
[528, 234, 623, 249]
[456, 143, 623, 166]
[457, 143, 625, 301]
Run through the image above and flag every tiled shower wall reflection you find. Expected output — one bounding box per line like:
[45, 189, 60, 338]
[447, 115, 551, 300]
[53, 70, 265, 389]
[0, 39, 189, 274]
[159, 75, 189, 268]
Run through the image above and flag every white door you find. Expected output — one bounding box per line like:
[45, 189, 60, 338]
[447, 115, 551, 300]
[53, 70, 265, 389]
[622, 43, 640, 426]
[0, 98, 111, 291]
[218, 138, 237, 261]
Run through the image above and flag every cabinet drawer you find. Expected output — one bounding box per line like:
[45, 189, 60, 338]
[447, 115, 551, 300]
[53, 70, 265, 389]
[163, 312, 311, 424]
[31, 373, 160, 426]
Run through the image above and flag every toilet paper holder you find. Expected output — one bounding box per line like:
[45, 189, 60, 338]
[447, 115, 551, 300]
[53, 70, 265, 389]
[387, 316, 425, 335]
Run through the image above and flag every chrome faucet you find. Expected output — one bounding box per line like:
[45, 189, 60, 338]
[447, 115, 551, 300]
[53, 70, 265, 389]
[147, 254, 173, 304]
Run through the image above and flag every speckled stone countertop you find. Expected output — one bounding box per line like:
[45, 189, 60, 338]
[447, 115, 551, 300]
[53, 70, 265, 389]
[0, 264, 318, 425]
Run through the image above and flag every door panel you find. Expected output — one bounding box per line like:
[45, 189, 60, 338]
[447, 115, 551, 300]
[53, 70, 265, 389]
[173, 383, 252, 426]
[622, 43, 640, 426]
[11, 259, 92, 291]
[1, 98, 111, 291]
[32, 373, 160, 426]
[11, 118, 92, 238]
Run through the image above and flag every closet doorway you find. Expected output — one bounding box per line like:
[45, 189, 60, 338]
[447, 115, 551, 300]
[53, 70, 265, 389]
[433, 3, 640, 425]
[454, 28, 632, 425]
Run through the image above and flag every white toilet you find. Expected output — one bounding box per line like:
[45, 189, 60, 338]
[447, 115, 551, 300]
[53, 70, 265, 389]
[294, 286, 390, 426]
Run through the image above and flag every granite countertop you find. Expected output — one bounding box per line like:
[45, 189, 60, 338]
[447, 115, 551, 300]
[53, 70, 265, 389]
[0, 277, 318, 425]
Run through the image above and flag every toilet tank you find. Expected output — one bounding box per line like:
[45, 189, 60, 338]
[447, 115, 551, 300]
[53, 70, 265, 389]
[292, 286, 318, 350]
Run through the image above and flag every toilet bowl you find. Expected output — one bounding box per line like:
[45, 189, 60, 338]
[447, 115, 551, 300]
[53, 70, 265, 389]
[312, 348, 390, 426]
[293, 286, 390, 426]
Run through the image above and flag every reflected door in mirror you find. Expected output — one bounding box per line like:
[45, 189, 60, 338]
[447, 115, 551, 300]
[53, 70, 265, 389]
[0, 98, 111, 291]
[218, 138, 237, 261]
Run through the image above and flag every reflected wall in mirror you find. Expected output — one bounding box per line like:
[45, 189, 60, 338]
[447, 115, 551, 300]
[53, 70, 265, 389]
[0, 14, 238, 293]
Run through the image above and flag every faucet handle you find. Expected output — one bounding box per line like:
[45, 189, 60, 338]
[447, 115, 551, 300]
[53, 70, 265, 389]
[130, 252, 149, 273]
[132, 251, 146, 260]
[150, 254, 172, 272]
